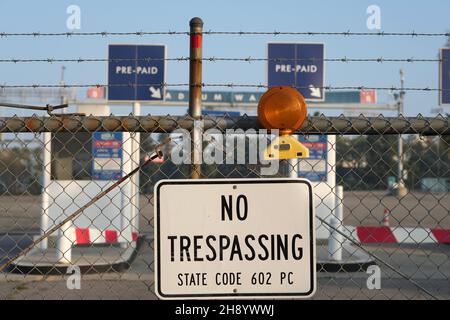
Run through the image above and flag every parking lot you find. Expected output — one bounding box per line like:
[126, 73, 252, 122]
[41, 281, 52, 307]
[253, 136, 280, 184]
[1, 190, 449, 235]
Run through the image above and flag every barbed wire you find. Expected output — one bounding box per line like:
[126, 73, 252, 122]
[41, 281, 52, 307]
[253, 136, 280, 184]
[0, 31, 188, 37]
[0, 57, 447, 64]
[0, 30, 448, 38]
[204, 31, 450, 37]
[0, 83, 446, 92]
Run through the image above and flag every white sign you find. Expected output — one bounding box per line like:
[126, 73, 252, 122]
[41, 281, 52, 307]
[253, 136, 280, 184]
[154, 178, 316, 299]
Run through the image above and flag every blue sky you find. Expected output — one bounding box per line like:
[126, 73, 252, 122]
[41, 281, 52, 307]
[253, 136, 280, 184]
[0, 0, 449, 116]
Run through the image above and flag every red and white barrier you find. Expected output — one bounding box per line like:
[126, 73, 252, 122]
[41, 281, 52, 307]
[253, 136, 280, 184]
[325, 187, 450, 245]
[343, 225, 450, 244]
[63, 227, 138, 245]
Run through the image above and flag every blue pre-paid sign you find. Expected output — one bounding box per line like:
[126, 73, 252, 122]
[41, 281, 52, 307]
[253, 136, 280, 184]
[297, 135, 328, 182]
[440, 48, 450, 105]
[108, 44, 166, 101]
[268, 43, 325, 101]
[92, 132, 123, 180]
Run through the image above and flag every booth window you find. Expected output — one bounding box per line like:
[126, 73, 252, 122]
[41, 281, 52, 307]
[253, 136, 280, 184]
[51, 133, 93, 180]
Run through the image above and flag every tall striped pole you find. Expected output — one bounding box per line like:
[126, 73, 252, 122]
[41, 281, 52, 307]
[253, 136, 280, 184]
[189, 17, 203, 179]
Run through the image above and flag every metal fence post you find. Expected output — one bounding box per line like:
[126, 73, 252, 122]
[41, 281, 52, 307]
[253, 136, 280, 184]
[189, 17, 203, 179]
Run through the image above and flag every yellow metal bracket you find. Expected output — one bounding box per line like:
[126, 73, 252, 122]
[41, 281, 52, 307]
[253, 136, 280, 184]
[264, 135, 310, 160]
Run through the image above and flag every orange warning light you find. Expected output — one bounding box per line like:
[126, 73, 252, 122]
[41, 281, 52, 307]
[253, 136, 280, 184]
[258, 86, 307, 136]
[258, 86, 309, 160]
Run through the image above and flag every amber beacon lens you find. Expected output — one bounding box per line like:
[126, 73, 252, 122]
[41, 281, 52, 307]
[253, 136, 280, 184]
[258, 86, 307, 135]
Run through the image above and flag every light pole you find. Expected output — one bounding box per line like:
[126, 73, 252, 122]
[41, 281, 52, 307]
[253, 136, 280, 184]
[60, 66, 66, 107]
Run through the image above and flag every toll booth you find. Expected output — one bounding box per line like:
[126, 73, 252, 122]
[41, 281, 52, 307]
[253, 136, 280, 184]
[40, 104, 140, 259]
[295, 135, 336, 240]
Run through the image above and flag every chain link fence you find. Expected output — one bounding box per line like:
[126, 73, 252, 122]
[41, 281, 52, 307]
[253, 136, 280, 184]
[0, 114, 448, 299]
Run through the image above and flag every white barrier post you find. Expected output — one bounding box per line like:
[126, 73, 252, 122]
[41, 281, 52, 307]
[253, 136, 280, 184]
[40, 132, 51, 250]
[131, 102, 141, 240]
[328, 185, 344, 261]
[121, 132, 133, 248]
[56, 220, 72, 263]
